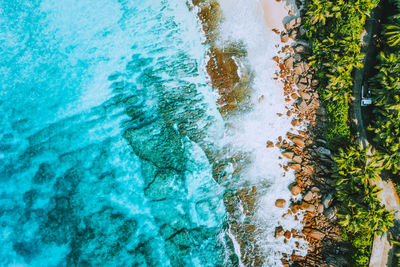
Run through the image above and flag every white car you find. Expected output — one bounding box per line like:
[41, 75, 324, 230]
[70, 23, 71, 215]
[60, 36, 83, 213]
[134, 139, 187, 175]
[361, 85, 372, 106]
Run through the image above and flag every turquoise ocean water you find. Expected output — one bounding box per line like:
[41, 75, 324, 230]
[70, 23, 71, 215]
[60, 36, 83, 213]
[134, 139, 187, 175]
[0, 0, 235, 266]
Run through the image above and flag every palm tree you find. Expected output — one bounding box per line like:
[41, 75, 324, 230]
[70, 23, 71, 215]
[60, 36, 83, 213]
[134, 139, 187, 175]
[391, 0, 400, 14]
[306, 0, 333, 25]
[386, 24, 400, 46]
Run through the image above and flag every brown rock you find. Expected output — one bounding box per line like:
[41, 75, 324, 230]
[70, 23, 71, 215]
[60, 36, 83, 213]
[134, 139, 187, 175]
[297, 100, 309, 114]
[305, 204, 316, 213]
[297, 82, 309, 91]
[292, 137, 305, 148]
[275, 199, 287, 208]
[284, 18, 301, 31]
[289, 30, 298, 40]
[298, 76, 308, 85]
[293, 74, 300, 84]
[275, 226, 284, 238]
[300, 62, 310, 71]
[266, 141, 274, 148]
[286, 133, 306, 148]
[317, 203, 324, 214]
[306, 229, 325, 241]
[282, 151, 294, 159]
[298, 130, 309, 138]
[288, 163, 301, 172]
[294, 45, 310, 55]
[294, 62, 309, 75]
[281, 33, 289, 43]
[291, 184, 302, 196]
[284, 56, 295, 69]
[303, 191, 313, 202]
[273, 56, 280, 63]
[299, 91, 311, 102]
[291, 205, 299, 213]
[284, 230, 292, 239]
[308, 98, 320, 110]
[300, 202, 316, 213]
[292, 155, 302, 164]
[302, 165, 314, 176]
[272, 28, 280, 35]
[311, 187, 320, 193]
[294, 65, 303, 75]
[311, 79, 319, 88]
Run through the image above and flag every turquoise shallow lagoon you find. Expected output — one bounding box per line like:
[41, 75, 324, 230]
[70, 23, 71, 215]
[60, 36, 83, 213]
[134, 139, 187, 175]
[0, 0, 312, 265]
[0, 0, 232, 265]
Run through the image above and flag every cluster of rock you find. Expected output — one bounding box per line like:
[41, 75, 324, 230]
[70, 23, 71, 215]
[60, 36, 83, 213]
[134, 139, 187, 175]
[268, 12, 351, 267]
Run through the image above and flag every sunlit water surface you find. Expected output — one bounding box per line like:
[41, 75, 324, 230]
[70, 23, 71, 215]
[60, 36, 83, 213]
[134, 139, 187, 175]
[0, 0, 229, 266]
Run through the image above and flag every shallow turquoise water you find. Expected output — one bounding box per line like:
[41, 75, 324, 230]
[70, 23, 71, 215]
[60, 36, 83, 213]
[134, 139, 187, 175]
[0, 0, 233, 266]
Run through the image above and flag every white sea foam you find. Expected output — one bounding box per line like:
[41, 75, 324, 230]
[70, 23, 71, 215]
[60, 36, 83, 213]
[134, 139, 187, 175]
[227, 226, 245, 267]
[216, 0, 309, 264]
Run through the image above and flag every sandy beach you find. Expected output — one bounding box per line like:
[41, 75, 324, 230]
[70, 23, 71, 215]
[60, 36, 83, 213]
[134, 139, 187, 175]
[260, 0, 299, 31]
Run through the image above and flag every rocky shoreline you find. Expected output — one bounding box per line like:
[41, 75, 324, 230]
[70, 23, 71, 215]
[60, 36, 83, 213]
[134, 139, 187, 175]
[269, 3, 352, 266]
[191, 0, 353, 265]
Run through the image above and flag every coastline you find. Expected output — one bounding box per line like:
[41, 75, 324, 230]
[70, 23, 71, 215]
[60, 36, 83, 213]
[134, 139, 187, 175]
[192, 0, 347, 265]
[262, 1, 351, 266]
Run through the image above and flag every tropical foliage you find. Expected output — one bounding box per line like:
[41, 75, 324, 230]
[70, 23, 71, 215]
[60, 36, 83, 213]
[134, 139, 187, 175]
[369, 52, 400, 174]
[391, 239, 400, 266]
[333, 146, 394, 266]
[304, 0, 380, 148]
[302, 1, 400, 266]
[384, 0, 400, 45]
[385, 24, 400, 46]
[368, 1, 400, 175]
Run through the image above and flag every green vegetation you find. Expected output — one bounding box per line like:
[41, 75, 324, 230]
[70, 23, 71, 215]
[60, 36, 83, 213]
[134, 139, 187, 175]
[391, 239, 400, 265]
[385, 24, 400, 46]
[368, 1, 400, 176]
[334, 146, 394, 266]
[303, 0, 397, 266]
[304, 0, 380, 148]
[369, 52, 400, 174]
